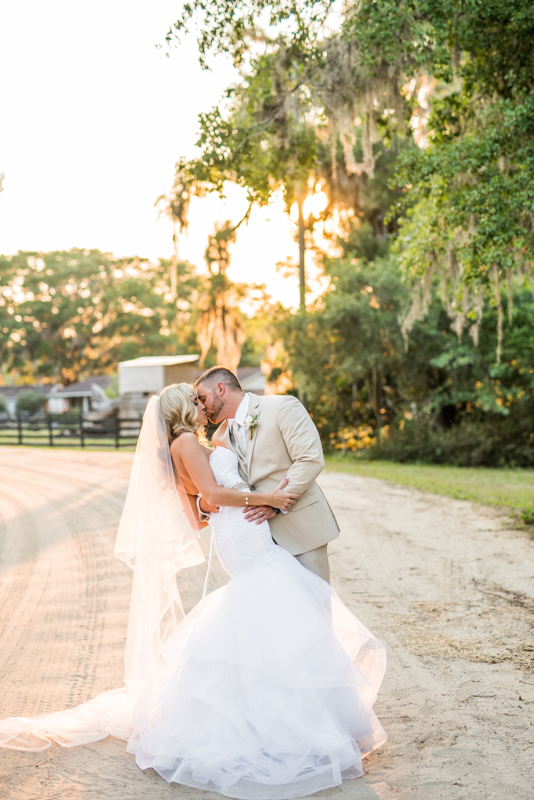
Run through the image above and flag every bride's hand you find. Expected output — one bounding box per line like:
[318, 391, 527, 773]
[267, 478, 300, 512]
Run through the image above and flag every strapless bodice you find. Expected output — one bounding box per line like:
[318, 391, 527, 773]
[209, 447, 249, 490]
[209, 448, 276, 578]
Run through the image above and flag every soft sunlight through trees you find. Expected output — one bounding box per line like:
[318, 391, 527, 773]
[1, 0, 534, 466]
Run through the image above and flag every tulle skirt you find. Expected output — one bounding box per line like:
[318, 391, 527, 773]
[127, 546, 387, 799]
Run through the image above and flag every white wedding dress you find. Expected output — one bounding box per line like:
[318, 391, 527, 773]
[126, 447, 387, 799]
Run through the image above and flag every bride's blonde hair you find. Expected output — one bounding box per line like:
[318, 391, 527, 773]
[159, 383, 207, 445]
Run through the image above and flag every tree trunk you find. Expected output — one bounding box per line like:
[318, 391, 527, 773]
[170, 220, 178, 301]
[296, 180, 306, 314]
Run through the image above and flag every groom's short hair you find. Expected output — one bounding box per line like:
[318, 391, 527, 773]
[195, 366, 242, 392]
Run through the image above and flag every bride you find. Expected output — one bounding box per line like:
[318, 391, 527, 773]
[0, 384, 387, 800]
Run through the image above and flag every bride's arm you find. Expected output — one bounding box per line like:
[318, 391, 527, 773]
[172, 434, 299, 511]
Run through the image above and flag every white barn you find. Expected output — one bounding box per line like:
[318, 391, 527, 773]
[118, 355, 200, 396]
[118, 355, 200, 417]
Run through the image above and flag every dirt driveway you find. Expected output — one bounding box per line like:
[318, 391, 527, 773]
[0, 448, 532, 800]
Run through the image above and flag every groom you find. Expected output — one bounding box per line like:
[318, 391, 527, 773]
[195, 366, 339, 583]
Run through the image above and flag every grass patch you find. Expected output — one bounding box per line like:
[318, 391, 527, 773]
[324, 455, 534, 517]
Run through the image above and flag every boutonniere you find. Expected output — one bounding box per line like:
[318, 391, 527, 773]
[242, 413, 259, 440]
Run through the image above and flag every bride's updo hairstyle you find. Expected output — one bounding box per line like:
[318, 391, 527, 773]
[159, 383, 206, 446]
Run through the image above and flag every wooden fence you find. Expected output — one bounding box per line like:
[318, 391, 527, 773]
[0, 412, 142, 449]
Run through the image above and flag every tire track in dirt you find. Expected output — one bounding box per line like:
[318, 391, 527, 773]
[0, 450, 533, 800]
[0, 451, 134, 720]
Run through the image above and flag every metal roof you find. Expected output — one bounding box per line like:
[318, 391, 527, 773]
[119, 355, 199, 367]
[51, 376, 111, 396]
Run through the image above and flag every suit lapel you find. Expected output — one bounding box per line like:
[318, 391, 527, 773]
[246, 394, 261, 474]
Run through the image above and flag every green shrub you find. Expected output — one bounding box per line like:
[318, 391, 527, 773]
[0, 394, 6, 413]
[364, 418, 534, 468]
[104, 374, 119, 399]
[16, 390, 45, 415]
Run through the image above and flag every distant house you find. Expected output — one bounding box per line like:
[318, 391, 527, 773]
[48, 376, 114, 413]
[0, 377, 113, 415]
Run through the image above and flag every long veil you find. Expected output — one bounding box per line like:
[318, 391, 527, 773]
[0, 396, 206, 751]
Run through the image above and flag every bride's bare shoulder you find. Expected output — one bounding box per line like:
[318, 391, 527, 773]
[170, 433, 210, 459]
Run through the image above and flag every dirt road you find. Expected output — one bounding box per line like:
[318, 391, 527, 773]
[0, 448, 533, 800]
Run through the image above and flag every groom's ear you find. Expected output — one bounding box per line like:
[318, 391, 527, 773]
[215, 382, 226, 397]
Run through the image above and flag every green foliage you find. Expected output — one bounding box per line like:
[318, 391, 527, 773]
[158, 0, 534, 466]
[393, 93, 534, 350]
[16, 390, 45, 415]
[348, 0, 534, 97]
[104, 374, 119, 399]
[350, 0, 534, 342]
[169, 0, 330, 68]
[367, 418, 534, 469]
[274, 216, 534, 465]
[173, 0, 534, 353]
[0, 249, 202, 384]
[0, 245, 272, 387]
[178, 17, 413, 306]
[189, 46, 326, 209]
[185, 35, 408, 216]
[0, 394, 6, 412]
[276, 246, 406, 437]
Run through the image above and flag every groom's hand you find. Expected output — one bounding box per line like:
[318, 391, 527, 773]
[243, 505, 277, 524]
[199, 497, 219, 514]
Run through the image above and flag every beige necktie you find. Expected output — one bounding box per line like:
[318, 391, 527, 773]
[231, 420, 246, 458]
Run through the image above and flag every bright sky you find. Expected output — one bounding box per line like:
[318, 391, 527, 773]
[0, 0, 307, 308]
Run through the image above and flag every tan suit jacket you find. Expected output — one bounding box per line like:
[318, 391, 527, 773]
[212, 394, 340, 556]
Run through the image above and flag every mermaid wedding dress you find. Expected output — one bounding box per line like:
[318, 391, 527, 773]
[126, 447, 387, 799]
[0, 396, 386, 799]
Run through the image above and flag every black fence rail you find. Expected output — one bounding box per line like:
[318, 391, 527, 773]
[0, 413, 142, 449]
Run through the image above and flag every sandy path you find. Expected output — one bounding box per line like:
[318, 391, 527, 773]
[0, 449, 532, 800]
